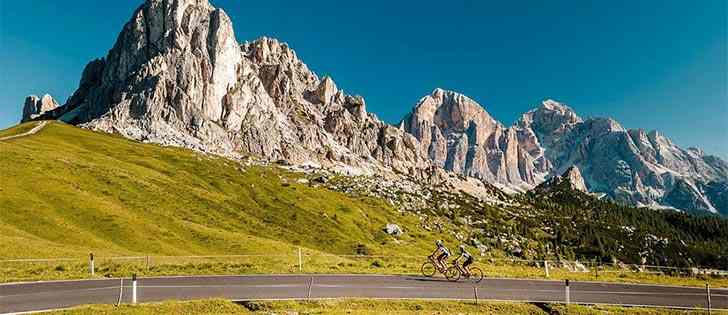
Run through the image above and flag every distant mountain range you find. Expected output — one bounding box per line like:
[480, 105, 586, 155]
[21, 0, 727, 215]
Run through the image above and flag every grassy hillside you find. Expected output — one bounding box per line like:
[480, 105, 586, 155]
[2, 122, 726, 288]
[0, 122, 449, 260]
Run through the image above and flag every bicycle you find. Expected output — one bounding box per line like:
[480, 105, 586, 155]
[421, 255, 459, 280]
[445, 260, 484, 283]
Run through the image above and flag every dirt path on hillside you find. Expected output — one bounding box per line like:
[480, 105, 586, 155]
[0, 121, 49, 141]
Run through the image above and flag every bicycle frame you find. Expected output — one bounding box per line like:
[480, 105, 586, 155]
[428, 255, 447, 273]
[452, 260, 471, 277]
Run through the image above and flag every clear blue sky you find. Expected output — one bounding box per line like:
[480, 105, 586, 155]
[1, 1, 726, 158]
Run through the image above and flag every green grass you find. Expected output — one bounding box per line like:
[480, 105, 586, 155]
[44, 299, 725, 315]
[0, 122, 455, 278]
[1, 121, 725, 289]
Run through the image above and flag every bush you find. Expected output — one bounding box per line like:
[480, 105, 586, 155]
[354, 243, 369, 255]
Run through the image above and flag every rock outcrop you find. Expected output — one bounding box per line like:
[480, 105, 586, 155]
[535, 166, 588, 193]
[21, 94, 58, 122]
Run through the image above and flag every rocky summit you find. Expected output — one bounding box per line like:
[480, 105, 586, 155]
[21, 0, 727, 215]
[401, 92, 728, 215]
[26, 0, 430, 178]
[21, 94, 58, 122]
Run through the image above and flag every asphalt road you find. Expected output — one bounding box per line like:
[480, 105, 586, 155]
[1, 275, 726, 314]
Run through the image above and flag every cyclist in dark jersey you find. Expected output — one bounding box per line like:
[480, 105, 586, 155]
[456, 245, 474, 276]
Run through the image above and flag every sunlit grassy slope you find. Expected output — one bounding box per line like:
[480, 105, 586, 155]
[2, 122, 726, 288]
[0, 122, 448, 260]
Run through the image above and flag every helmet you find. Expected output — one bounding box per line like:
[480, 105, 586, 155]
[436, 240, 443, 246]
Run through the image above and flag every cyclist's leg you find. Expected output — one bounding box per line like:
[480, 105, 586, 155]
[463, 258, 473, 276]
[436, 253, 446, 269]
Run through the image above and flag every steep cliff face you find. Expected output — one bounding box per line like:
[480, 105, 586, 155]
[400, 89, 542, 189]
[39, 0, 430, 177]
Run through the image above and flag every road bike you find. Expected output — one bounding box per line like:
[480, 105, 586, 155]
[445, 260, 484, 283]
[421, 255, 459, 280]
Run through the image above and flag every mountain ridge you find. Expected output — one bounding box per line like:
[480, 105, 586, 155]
[20, 0, 727, 215]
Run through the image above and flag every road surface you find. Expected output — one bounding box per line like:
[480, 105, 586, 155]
[1, 275, 726, 313]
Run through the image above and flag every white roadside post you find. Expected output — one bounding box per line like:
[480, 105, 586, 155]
[116, 278, 124, 306]
[707, 283, 712, 314]
[544, 261, 550, 278]
[565, 279, 570, 305]
[298, 247, 303, 273]
[89, 253, 95, 276]
[132, 274, 138, 304]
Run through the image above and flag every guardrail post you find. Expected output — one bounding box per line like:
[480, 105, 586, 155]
[132, 274, 138, 304]
[544, 261, 550, 278]
[298, 247, 303, 273]
[707, 283, 711, 314]
[565, 279, 570, 304]
[89, 253, 95, 276]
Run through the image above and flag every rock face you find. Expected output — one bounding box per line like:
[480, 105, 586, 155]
[536, 166, 588, 193]
[21, 94, 58, 122]
[37, 0, 430, 177]
[399, 89, 541, 190]
[26, 0, 727, 215]
[402, 92, 727, 214]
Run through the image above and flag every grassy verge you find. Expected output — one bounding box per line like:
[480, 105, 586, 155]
[44, 299, 725, 314]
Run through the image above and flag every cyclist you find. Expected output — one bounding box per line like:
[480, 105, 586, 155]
[456, 245, 474, 276]
[430, 240, 451, 270]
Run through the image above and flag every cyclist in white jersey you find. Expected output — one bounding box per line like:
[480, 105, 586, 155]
[430, 240, 451, 270]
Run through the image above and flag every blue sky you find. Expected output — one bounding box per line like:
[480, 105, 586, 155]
[1, 1, 726, 158]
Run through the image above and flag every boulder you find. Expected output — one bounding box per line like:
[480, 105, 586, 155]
[384, 223, 403, 237]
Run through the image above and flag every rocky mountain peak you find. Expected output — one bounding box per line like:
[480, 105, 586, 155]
[24, 0, 432, 179]
[517, 99, 582, 148]
[403, 89, 501, 145]
[245, 37, 300, 66]
[21, 94, 58, 123]
[401, 89, 541, 187]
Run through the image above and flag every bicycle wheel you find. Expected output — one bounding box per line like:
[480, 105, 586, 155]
[469, 267, 484, 283]
[444, 266, 461, 281]
[421, 261, 437, 277]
